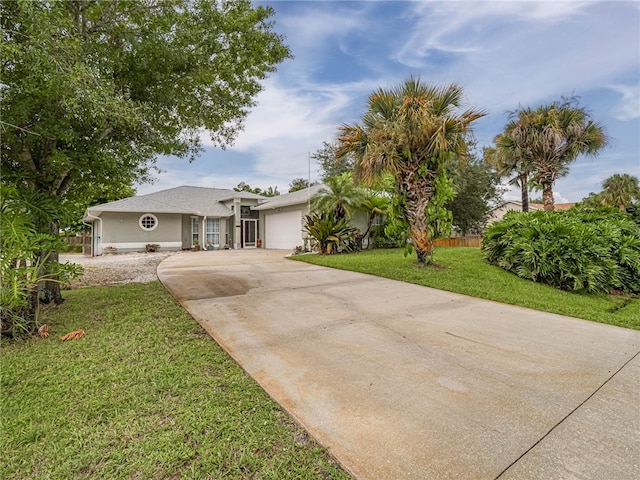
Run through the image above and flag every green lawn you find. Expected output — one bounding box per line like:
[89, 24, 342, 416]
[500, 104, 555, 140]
[1, 282, 351, 480]
[291, 248, 640, 330]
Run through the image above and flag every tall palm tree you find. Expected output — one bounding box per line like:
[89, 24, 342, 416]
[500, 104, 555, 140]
[337, 77, 485, 263]
[484, 128, 537, 212]
[600, 173, 640, 210]
[505, 100, 607, 210]
[311, 173, 365, 221]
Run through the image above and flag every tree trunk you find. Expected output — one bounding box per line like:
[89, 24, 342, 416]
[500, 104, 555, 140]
[38, 251, 64, 305]
[406, 191, 434, 264]
[520, 173, 529, 213]
[38, 221, 65, 305]
[402, 169, 436, 264]
[542, 183, 555, 211]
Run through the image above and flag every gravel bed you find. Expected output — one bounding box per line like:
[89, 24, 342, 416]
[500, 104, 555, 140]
[60, 251, 181, 288]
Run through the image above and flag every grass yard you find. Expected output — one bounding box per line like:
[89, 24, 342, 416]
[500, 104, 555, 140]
[1, 282, 351, 480]
[291, 248, 640, 331]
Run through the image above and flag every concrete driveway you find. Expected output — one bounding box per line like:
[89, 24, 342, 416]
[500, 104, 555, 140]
[158, 250, 640, 480]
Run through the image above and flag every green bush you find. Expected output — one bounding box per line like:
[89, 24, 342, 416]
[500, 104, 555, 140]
[303, 212, 359, 254]
[482, 208, 640, 293]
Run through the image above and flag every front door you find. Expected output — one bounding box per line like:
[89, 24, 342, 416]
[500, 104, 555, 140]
[242, 219, 257, 248]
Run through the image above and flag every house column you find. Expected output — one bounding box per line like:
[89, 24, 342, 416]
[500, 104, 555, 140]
[234, 198, 242, 249]
[203, 216, 207, 249]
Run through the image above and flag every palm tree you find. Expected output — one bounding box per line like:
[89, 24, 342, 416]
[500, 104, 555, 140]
[484, 128, 537, 212]
[311, 173, 365, 221]
[337, 77, 485, 264]
[600, 173, 640, 210]
[503, 100, 607, 210]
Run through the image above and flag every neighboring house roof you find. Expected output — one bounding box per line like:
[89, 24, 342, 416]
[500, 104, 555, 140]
[529, 202, 577, 211]
[253, 184, 325, 211]
[490, 201, 542, 213]
[84, 185, 264, 221]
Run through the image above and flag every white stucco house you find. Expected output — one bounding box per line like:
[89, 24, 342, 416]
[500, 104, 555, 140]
[83, 184, 329, 255]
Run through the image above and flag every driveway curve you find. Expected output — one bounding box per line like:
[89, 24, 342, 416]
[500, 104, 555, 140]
[158, 249, 639, 480]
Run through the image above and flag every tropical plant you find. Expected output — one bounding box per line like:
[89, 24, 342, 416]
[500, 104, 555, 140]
[262, 186, 281, 197]
[491, 99, 607, 211]
[311, 173, 366, 221]
[1, 186, 82, 337]
[337, 77, 485, 264]
[600, 173, 640, 210]
[483, 208, 640, 293]
[360, 193, 390, 248]
[233, 182, 263, 195]
[303, 213, 359, 254]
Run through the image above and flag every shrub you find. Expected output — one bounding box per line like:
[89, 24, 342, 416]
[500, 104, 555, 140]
[303, 213, 358, 254]
[1, 186, 83, 337]
[482, 208, 640, 293]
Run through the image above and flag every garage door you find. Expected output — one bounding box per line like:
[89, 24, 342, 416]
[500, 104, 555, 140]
[264, 210, 303, 250]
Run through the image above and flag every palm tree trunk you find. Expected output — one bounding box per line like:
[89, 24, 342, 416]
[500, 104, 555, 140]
[403, 175, 434, 264]
[542, 183, 555, 211]
[520, 173, 529, 213]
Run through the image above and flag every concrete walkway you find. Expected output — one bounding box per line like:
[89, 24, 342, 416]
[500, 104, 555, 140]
[158, 250, 640, 480]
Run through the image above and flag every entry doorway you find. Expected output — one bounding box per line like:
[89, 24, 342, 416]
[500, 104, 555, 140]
[242, 219, 257, 248]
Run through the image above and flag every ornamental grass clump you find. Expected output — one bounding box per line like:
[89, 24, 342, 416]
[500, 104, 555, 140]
[482, 208, 640, 293]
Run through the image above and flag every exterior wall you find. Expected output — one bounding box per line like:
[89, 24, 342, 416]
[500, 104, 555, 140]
[100, 212, 182, 253]
[488, 202, 541, 224]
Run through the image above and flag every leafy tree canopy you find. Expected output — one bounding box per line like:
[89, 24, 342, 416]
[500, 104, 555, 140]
[233, 182, 280, 197]
[1, 0, 291, 204]
[312, 141, 355, 181]
[447, 156, 504, 236]
[288, 178, 318, 193]
[234, 182, 263, 195]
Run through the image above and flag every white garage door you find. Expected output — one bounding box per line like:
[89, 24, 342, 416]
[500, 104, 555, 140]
[265, 210, 303, 250]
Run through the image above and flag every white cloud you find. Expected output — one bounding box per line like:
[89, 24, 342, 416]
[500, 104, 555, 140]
[608, 84, 640, 121]
[553, 191, 570, 204]
[394, 1, 638, 115]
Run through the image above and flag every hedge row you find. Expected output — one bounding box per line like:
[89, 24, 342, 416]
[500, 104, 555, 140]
[482, 208, 640, 293]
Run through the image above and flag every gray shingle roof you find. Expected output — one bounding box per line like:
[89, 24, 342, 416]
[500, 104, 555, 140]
[84, 186, 264, 220]
[253, 184, 325, 210]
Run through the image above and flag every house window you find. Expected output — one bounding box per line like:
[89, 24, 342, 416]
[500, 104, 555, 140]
[206, 218, 220, 247]
[139, 214, 158, 231]
[191, 217, 199, 246]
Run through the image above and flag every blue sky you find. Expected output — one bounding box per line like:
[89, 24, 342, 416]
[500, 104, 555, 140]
[136, 0, 640, 203]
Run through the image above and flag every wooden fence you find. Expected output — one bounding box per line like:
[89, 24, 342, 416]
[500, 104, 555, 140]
[434, 236, 482, 248]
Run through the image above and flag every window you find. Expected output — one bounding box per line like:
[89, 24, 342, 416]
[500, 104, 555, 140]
[191, 217, 199, 246]
[206, 218, 220, 247]
[139, 214, 158, 231]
